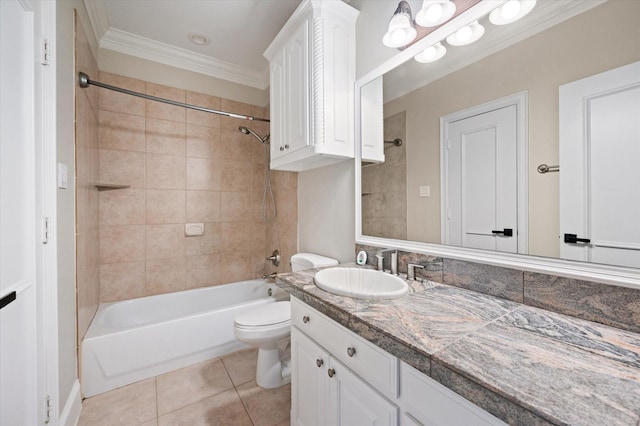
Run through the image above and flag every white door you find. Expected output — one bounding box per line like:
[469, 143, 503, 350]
[443, 104, 519, 253]
[327, 357, 398, 426]
[291, 327, 328, 426]
[0, 0, 39, 424]
[560, 61, 640, 268]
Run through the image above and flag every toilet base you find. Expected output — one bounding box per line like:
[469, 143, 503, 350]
[256, 346, 291, 389]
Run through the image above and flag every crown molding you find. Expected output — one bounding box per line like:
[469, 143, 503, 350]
[83, 0, 269, 90]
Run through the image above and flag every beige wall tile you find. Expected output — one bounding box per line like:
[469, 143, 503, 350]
[146, 83, 185, 122]
[276, 189, 297, 224]
[99, 261, 146, 302]
[185, 222, 221, 256]
[146, 190, 186, 224]
[221, 192, 251, 222]
[146, 118, 186, 156]
[220, 127, 251, 161]
[221, 160, 252, 192]
[99, 188, 145, 226]
[76, 179, 99, 233]
[220, 222, 252, 252]
[145, 257, 186, 295]
[99, 149, 146, 188]
[99, 72, 146, 116]
[186, 91, 221, 128]
[186, 157, 221, 190]
[146, 153, 186, 190]
[146, 224, 185, 260]
[186, 190, 220, 223]
[185, 254, 221, 289]
[99, 110, 145, 152]
[220, 251, 252, 283]
[77, 229, 100, 337]
[100, 225, 146, 264]
[186, 124, 220, 159]
[272, 170, 298, 191]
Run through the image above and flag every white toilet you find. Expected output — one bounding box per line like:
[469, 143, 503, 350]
[233, 253, 338, 388]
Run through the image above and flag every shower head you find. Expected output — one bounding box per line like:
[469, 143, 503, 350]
[239, 126, 269, 144]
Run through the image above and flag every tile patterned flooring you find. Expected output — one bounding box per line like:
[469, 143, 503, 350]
[78, 349, 291, 426]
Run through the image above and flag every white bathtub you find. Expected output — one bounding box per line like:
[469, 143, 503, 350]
[81, 279, 287, 397]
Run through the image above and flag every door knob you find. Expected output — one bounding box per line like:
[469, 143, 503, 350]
[564, 233, 591, 244]
[302, 315, 310, 324]
[492, 228, 513, 237]
[316, 358, 324, 367]
[327, 368, 335, 378]
[280, 146, 285, 151]
[347, 347, 356, 357]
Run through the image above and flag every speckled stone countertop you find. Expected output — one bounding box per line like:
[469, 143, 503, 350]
[276, 266, 640, 426]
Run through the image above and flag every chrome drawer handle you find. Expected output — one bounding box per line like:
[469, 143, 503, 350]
[280, 146, 285, 151]
[302, 315, 310, 324]
[284, 144, 290, 149]
[316, 358, 324, 367]
[327, 368, 335, 378]
[347, 347, 356, 357]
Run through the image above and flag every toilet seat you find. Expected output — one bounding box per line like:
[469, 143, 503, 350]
[234, 301, 291, 329]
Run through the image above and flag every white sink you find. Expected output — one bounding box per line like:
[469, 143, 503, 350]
[313, 267, 408, 300]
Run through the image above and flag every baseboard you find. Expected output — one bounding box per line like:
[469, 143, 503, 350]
[59, 379, 82, 426]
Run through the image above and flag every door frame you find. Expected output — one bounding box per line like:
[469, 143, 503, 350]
[441, 91, 528, 254]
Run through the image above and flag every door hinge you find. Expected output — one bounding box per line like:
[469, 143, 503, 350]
[42, 39, 50, 66]
[42, 217, 49, 244]
[45, 394, 53, 423]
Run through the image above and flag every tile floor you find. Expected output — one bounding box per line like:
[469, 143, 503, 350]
[78, 348, 291, 426]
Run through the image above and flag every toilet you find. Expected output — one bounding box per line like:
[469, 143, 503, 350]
[233, 253, 338, 388]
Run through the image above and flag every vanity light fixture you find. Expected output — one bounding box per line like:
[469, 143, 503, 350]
[489, 0, 537, 25]
[446, 20, 485, 46]
[382, 1, 417, 48]
[414, 42, 447, 63]
[415, 0, 456, 28]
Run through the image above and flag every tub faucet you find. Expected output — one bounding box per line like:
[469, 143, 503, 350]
[262, 272, 277, 280]
[378, 248, 398, 275]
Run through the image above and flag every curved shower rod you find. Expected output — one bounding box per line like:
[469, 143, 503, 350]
[78, 72, 270, 122]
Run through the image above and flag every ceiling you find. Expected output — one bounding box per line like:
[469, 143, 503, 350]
[85, 0, 302, 90]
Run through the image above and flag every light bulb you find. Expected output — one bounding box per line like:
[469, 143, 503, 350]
[415, 0, 456, 28]
[501, 0, 521, 20]
[391, 28, 407, 45]
[446, 21, 484, 46]
[425, 4, 443, 23]
[414, 42, 446, 63]
[456, 26, 472, 43]
[383, 1, 417, 48]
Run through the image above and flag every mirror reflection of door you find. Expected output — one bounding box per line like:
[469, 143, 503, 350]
[560, 61, 640, 268]
[442, 93, 527, 254]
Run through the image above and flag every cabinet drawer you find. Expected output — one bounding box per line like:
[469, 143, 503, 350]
[400, 362, 506, 426]
[292, 297, 398, 399]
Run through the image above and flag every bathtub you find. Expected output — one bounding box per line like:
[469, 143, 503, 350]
[81, 279, 287, 397]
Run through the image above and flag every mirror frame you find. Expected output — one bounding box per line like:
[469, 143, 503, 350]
[354, 0, 640, 289]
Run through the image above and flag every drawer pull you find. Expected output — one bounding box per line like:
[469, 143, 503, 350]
[327, 368, 336, 378]
[316, 358, 324, 367]
[302, 315, 310, 324]
[347, 347, 356, 357]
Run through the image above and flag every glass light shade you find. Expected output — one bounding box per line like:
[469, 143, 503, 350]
[489, 0, 537, 25]
[415, 0, 456, 27]
[446, 21, 485, 46]
[414, 42, 447, 63]
[383, 1, 418, 48]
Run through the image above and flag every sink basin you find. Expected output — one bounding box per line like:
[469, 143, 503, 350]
[313, 267, 408, 300]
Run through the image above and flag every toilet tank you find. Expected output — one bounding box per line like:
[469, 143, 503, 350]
[290, 253, 338, 272]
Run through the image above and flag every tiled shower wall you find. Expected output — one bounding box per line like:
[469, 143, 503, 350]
[96, 73, 297, 303]
[75, 13, 100, 340]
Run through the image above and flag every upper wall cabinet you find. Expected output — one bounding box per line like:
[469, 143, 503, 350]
[264, 0, 359, 172]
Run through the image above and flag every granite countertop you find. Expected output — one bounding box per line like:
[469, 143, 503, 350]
[276, 266, 640, 426]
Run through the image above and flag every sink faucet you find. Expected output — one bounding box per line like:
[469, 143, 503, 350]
[377, 248, 398, 275]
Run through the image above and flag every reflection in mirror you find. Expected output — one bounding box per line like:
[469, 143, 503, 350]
[359, 0, 640, 268]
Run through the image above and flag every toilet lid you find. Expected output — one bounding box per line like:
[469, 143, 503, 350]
[234, 301, 291, 327]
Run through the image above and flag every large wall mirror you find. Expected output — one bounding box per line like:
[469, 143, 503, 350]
[356, 0, 640, 284]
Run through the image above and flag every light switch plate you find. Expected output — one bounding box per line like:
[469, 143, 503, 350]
[58, 163, 68, 189]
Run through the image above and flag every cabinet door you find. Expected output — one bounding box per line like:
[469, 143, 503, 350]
[291, 327, 328, 426]
[269, 47, 286, 159]
[284, 18, 310, 155]
[328, 358, 398, 426]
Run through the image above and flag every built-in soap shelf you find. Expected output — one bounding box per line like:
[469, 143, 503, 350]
[95, 183, 130, 191]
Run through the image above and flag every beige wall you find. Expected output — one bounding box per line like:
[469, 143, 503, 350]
[385, 0, 640, 257]
[99, 49, 270, 108]
[96, 72, 296, 302]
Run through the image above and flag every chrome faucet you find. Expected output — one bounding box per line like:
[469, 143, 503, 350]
[378, 248, 398, 275]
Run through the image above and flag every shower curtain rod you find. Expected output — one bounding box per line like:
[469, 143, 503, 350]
[78, 72, 270, 122]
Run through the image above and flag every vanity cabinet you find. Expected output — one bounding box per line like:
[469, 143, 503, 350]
[291, 297, 506, 426]
[264, 0, 358, 172]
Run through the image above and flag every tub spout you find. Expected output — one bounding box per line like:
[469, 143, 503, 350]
[262, 272, 277, 280]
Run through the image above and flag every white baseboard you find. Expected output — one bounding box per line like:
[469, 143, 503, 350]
[59, 380, 82, 426]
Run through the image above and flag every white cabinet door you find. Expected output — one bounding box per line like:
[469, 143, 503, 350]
[269, 47, 286, 159]
[560, 61, 640, 267]
[284, 19, 310, 156]
[328, 357, 398, 426]
[291, 327, 328, 426]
